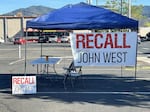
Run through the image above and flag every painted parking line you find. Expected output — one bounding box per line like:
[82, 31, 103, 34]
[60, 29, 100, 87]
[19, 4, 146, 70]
[142, 48, 149, 50]
[9, 58, 25, 65]
[137, 57, 150, 64]
[7, 56, 72, 65]
[124, 66, 150, 70]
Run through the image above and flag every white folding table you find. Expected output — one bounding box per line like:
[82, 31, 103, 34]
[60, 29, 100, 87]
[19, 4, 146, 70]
[30, 57, 61, 74]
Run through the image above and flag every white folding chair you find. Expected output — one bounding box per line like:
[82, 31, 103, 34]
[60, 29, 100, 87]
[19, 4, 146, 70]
[63, 61, 82, 89]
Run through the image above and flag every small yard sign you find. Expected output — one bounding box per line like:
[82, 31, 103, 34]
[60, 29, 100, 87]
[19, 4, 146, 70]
[12, 76, 36, 94]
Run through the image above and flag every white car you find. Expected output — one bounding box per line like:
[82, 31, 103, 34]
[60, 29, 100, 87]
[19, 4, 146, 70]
[138, 36, 141, 44]
[0, 37, 4, 43]
[61, 36, 69, 43]
[48, 35, 58, 43]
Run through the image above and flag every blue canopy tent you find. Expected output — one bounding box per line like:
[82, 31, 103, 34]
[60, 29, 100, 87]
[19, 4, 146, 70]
[25, 2, 138, 78]
[26, 2, 138, 30]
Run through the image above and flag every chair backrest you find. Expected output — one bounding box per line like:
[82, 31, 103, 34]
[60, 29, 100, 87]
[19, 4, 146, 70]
[68, 61, 82, 73]
[68, 61, 76, 72]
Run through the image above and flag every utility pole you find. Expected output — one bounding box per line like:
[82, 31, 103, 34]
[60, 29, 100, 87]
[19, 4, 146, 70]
[87, 0, 92, 4]
[96, 0, 98, 6]
[128, 0, 131, 18]
[3, 17, 8, 43]
[121, 0, 123, 14]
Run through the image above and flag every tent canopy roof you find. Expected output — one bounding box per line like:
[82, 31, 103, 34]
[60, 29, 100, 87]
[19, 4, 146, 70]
[26, 2, 138, 30]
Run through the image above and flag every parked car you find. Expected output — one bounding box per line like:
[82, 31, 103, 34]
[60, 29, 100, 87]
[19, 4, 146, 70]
[146, 32, 150, 41]
[38, 36, 48, 43]
[60, 36, 69, 43]
[48, 35, 58, 43]
[0, 37, 4, 43]
[13, 37, 26, 45]
[138, 35, 141, 44]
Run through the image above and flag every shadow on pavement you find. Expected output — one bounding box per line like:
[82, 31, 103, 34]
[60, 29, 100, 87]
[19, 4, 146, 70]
[0, 74, 150, 108]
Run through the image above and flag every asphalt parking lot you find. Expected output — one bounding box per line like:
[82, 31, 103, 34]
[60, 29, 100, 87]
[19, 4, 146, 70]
[0, 42, 150, 112]
[0, 73, 150, 112]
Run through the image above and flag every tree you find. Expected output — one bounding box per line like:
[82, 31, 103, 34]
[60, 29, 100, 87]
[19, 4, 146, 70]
[144, 21, 150, 27]
[105, 0, 129, 15]
[105, 0, 145, 20]
[131, 5, 145, 20]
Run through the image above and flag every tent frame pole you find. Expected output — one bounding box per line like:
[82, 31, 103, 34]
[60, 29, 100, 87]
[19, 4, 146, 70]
[134, 34, 138, 81]
[40, 30, 43, 57]
[24, 28, 28, 76]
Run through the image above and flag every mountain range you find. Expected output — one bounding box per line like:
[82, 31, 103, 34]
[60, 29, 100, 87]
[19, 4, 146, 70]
[1, 5, 150, 27]
[2, 6, 55, 16]
[2, 5, 150, 18]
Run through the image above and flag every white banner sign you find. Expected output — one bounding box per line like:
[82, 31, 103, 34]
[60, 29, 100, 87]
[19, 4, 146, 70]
[12, 76, 36, 94]
[70, 32, 137, 66]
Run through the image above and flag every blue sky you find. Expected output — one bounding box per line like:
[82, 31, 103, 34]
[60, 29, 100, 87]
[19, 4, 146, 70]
[0, 0, 149, 14]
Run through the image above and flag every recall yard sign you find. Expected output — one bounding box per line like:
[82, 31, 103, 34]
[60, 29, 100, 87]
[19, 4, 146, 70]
[70, 32, 137, 66]
[12, 76, 36, 94]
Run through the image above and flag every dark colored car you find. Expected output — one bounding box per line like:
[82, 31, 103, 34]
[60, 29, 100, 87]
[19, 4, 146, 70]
[146, 32, 150, 41]
[38, 36, 48, 43]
